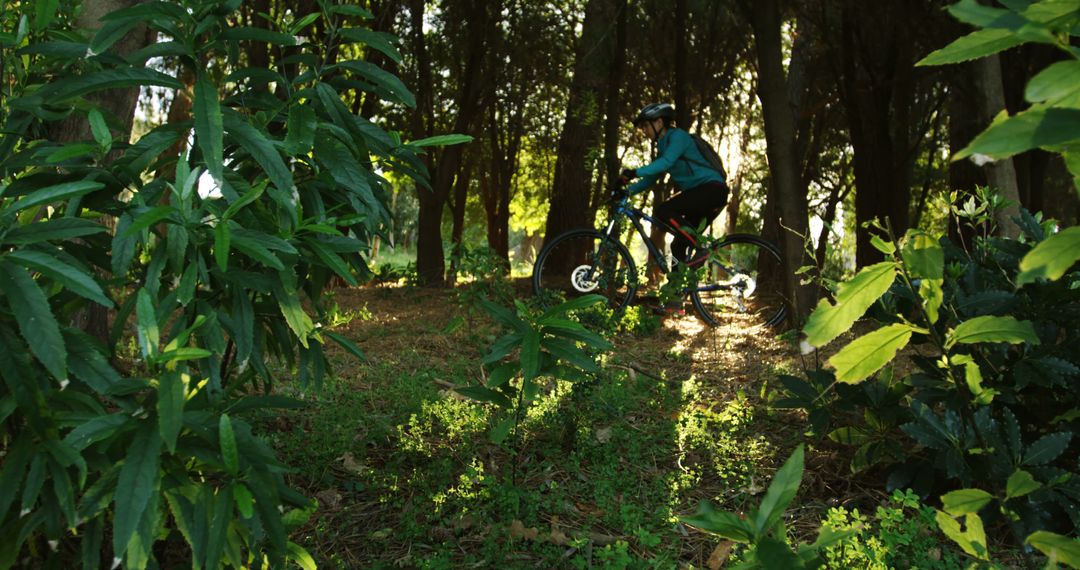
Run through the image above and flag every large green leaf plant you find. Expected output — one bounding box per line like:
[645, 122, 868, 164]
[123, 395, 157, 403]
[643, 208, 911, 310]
[0, 0, 460, 567]
[786, 208, 1080, 564]
[918, 0, 1080, 291]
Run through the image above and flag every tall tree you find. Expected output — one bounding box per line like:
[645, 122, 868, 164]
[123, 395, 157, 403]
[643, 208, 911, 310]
[743, 0, 816, 319]
[542, 0, 622, 254]
[408, 0, 497, 286]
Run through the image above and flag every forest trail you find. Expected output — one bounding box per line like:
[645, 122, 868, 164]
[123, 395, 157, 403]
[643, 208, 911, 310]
[270, 283, 869, 568]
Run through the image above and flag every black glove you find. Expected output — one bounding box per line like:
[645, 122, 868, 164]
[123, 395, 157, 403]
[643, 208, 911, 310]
[620, 168, 637, 181]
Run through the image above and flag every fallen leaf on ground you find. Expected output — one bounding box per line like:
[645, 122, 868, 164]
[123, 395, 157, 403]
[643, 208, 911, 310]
[510, 519, 539, 540]
[595, 426, 613, 443]
[549, 517, 570, 546]
[339, 452, 365, 475]
[708, 540, 734, 570]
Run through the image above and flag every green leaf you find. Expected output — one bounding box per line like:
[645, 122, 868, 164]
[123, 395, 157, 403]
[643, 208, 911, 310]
[63, 413, 129, 451]
[870, 235, 896, 255]
[330, 4, 374, 18]
[88, 108, 112, 149]
[941, 488, 994, 516]
[287, 542, 318, 570]
[1026, 531, 1080, 568]
[1022, 432, 1072, 466]
[680, 501, 753, 542]
[901, 233, 944, 279]
[221, 26, 297, 45]
[455, 386, 513, 408]
[136, 288, 159, 360]
[1017, 226, 1080, 284]
[541, 337, 598, 373]
[935, 511, 989, 561]
[274, 280, 315, 348]
[947, 0, 1026, 30]
[1026, 60, 1080, 104]
[489, 415, 515, 444]
[920, 278, 944, 325]
[158, 373, 185, 454]
[338, 28, 403, 63]
[45, 142, 99, 163]
[947, 315, 1039, 348]
[917, 28, 1025, 66]
[3, 217, 106, 244]
[33, 0, 59, 31]
[234, 483, 254, 519]
[952, 354, 997, 406]
[486, 362, 519, 387]
[332, 60, 416, 108]
[113, 428, 162, 561]
[755, 536, 800, 568]
[284, 103, 316, 155]
[520, 329, 540, 380]
[6, 249, 113, 307]
[478, 297, 527, 332]
[1005, 470, 1042, 500]
[753, 444, 805, 535]
[0, 261, 67, 381]
[194, 73, 224, 183]
[538, 293, 607, 322]
[828, 324, 914, 384]
[803, 262, 898, 347]
[305, 239, 358, 285]
[222, 112, 296, 221]
[214, 221, 231, 271]
[159, 347, 212, 362]
[406, 134, 475, 148]
[956, 107, 1080, 161]
[324, 331, 365, 361]
[219, 414, 239, 475]
[3, 180, 103, 216]
[44, 68, 183, 102]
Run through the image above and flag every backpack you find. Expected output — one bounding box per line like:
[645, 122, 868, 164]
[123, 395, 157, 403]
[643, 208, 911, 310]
[684, 133, 727, 181]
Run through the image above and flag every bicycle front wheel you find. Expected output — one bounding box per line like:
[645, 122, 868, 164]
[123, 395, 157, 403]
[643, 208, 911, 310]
[690, 234, 787, 328]
[532, 229, 638, 312]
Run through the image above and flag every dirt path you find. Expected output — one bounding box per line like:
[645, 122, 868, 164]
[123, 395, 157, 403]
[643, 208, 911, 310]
[273, 283, 841, 568]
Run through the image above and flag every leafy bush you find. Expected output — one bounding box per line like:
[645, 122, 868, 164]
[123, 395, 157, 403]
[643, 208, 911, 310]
[918, 0, 1080, 283]
[681, 445, 856, 569]
[0, 0, 458, 566]
[782, 201, 1079, 558]
[455, 295, 613, 446]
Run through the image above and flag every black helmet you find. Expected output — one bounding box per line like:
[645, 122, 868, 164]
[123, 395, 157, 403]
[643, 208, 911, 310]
[634, 103, 675, 126]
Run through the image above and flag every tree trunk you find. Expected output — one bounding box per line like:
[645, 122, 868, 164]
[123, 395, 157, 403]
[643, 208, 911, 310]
[411, 0, 496, 286]
[836, 0, 917, 267]
[49, 0, 152, 347]
[746, 0, 816, 321]
[972, 54, 1022, 237]
[542, 0, 620, 269]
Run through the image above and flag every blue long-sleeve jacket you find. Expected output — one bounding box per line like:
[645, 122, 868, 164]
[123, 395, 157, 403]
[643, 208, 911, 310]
[626, 128, 726, 195]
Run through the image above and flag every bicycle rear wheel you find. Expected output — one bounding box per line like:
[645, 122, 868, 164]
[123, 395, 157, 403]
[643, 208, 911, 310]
[532, 229, 638, 311]
[690, 234, 787, 328]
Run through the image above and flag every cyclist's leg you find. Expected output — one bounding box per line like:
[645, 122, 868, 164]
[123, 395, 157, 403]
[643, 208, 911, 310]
[654, 182, 729, 263]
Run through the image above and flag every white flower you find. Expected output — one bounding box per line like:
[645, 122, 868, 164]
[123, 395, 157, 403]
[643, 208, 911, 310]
[799, 339, 816, 356]
[48, 540, 58, 551]
[59, 379, 70, 390]
[971, 154, 994, 166]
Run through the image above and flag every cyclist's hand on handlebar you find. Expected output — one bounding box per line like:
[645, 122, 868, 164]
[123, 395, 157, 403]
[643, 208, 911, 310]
[608, 184, 629, 203]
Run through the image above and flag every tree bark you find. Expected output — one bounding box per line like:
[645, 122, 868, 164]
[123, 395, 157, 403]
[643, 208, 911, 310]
[746, 0, 816, 321]
[49, 0, 152, 347]
[835, 0, 918, 267]
[542, 0, 620, 267]
[972, 54, 1022, 237]
[411, 0, 496, 286]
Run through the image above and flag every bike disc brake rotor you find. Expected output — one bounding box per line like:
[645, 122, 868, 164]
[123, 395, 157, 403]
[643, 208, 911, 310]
[571, 264, 600, 292]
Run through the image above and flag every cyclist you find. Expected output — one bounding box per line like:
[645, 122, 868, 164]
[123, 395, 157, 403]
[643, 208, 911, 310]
[619, 103, 729, 266]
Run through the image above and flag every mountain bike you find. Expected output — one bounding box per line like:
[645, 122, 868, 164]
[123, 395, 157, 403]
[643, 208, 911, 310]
[531, 189, 787, 328]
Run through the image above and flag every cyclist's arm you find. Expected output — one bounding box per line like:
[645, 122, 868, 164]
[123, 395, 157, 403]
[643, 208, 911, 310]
[625, 131, 692, 195]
